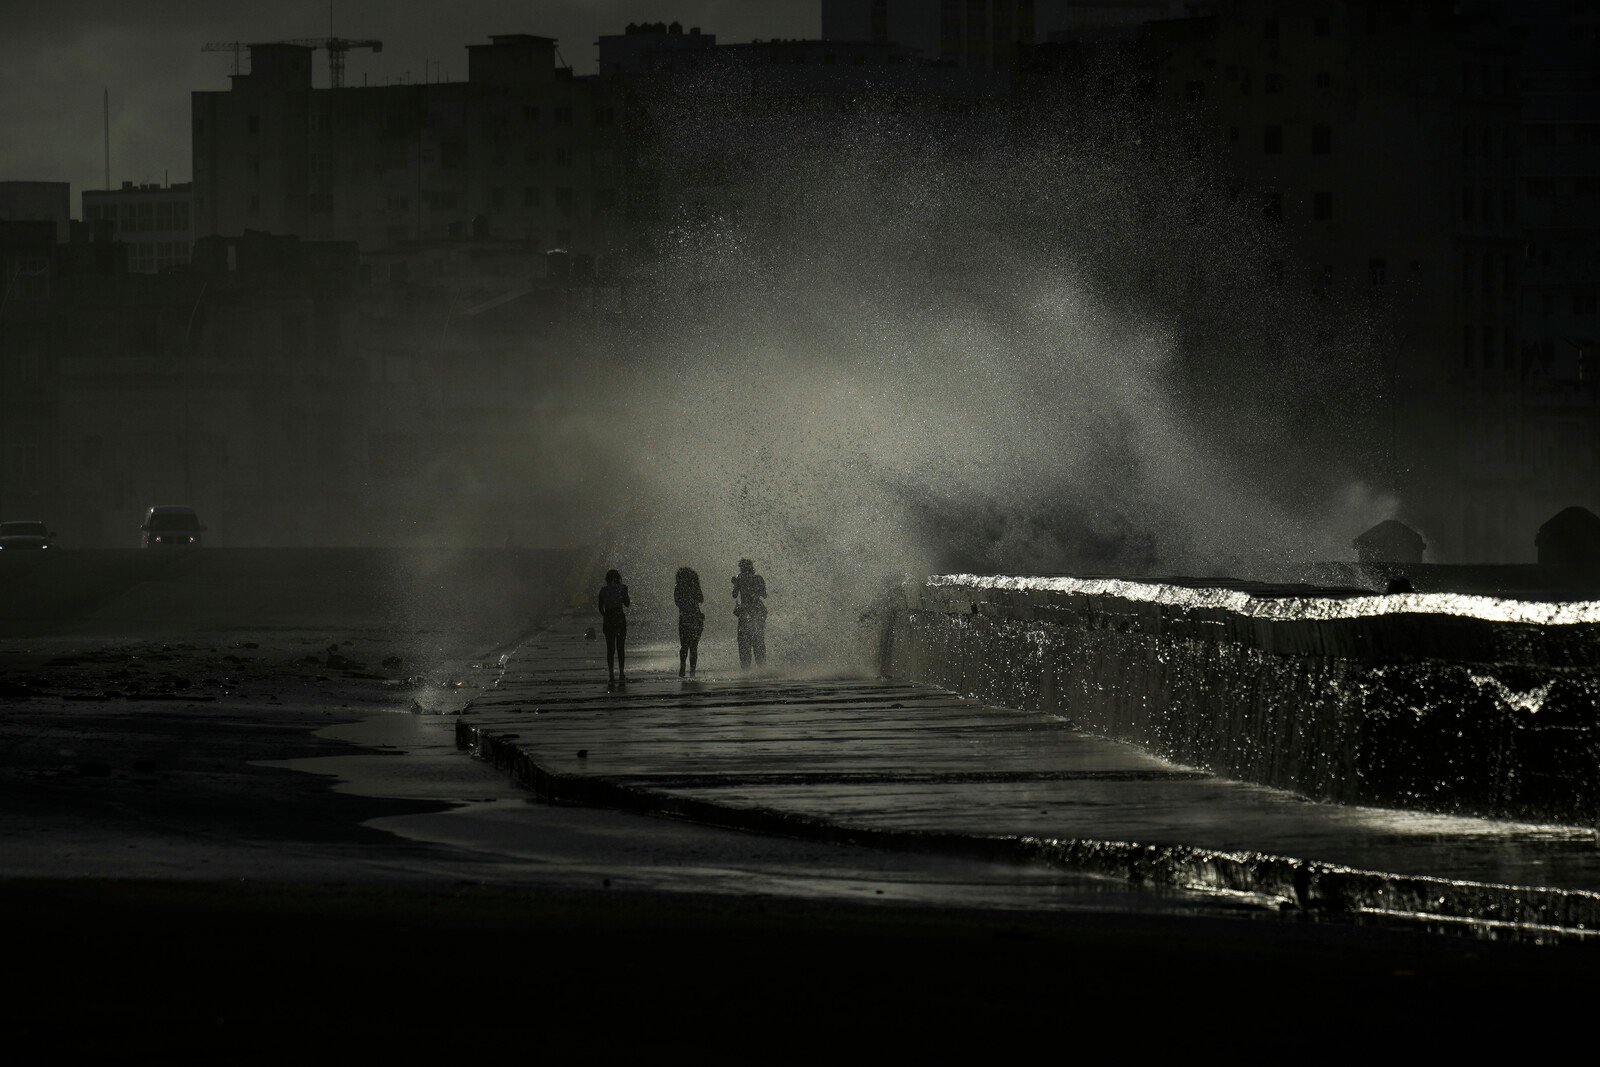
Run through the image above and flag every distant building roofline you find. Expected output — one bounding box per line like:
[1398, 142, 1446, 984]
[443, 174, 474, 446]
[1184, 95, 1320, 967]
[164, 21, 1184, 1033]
[487, 34, 557, 45]
[84, 182, 192, 196]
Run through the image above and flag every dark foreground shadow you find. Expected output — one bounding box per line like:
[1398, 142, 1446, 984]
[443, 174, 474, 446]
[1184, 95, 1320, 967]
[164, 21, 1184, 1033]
[1, 879, 1593, 1055]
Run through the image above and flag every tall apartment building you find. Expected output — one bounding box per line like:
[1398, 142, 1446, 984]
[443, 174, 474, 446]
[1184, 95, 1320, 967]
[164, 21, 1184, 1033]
[81, 182, 194, 273]
[192, 36, 625, 260]
[1514, 0, 1600, 547]
[822, 0, 1039, 68]
[1141, 0, 1532, 561]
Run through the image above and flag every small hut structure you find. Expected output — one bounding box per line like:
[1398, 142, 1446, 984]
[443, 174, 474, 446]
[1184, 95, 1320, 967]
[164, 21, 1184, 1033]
[1535, 506, 1600, 572]
[1354, 519, 1426, 565]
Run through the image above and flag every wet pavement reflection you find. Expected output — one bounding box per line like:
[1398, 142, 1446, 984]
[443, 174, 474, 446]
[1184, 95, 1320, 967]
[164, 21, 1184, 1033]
[460, 615, 1600, 938]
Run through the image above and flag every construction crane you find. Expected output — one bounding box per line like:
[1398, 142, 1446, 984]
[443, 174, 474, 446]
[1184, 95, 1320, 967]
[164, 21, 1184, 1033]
[201, 41, 250, 77]
[201, 37, 382, 88]
[281, 37, 383, 89]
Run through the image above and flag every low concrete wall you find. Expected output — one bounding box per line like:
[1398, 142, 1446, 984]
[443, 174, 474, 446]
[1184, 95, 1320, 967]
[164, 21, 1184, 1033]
[881, 576, 1600, 826]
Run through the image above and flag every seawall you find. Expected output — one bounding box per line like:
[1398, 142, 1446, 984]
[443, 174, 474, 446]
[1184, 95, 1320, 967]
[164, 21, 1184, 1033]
[880, 576, 1600, 826]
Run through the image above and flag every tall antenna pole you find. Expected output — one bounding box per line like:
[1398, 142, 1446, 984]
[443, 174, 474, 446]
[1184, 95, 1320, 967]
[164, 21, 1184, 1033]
[103, 88, 110, 190]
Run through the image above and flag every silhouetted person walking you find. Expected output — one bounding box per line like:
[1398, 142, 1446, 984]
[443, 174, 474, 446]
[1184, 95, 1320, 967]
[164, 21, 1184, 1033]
[597, 568, 631, 689]
[732, 558, 768, 669]
[674, 566, 705, 678]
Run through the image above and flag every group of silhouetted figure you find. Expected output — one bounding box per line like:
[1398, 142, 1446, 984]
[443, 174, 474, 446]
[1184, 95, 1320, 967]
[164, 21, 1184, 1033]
[595, 559, 768, 690]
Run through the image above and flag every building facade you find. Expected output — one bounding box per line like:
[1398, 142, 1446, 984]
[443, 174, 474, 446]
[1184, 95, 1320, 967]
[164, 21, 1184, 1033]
[1136, 0, 1543, 561]
[0, 220, 61, 521]
[192, 37, 625, 263]
[597, 21, 718, 76]
[81, 182, 194, 273]
[1514, 0, 1600, 559]
[0, 182, 70, 244]
[822, 0, 1039, 68]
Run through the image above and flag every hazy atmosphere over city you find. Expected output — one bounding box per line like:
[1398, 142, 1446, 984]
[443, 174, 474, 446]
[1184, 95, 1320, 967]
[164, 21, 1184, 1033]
[2, 0, 1598, 1055]
[2, 1, 819, 193]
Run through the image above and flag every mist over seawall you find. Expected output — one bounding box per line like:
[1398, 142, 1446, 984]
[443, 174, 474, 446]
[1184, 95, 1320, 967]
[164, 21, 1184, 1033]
[534, 82, 1392, 660]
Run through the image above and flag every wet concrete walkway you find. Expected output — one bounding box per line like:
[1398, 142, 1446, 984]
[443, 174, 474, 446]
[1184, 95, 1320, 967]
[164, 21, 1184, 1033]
[459, 614, 1600, 934]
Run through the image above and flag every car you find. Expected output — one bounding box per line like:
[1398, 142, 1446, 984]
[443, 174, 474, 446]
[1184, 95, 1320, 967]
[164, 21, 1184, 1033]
[141, 505, 207, 548]
[0, 520, 56, 551]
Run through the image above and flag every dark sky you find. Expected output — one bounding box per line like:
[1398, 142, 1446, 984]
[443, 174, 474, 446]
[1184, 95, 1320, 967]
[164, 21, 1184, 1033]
[0, 1, 818, 203]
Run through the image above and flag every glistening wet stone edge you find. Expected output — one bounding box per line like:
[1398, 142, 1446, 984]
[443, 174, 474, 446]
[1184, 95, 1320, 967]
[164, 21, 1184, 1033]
[456, 719, 1600, 939]
[887, 581, 1600, 824]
